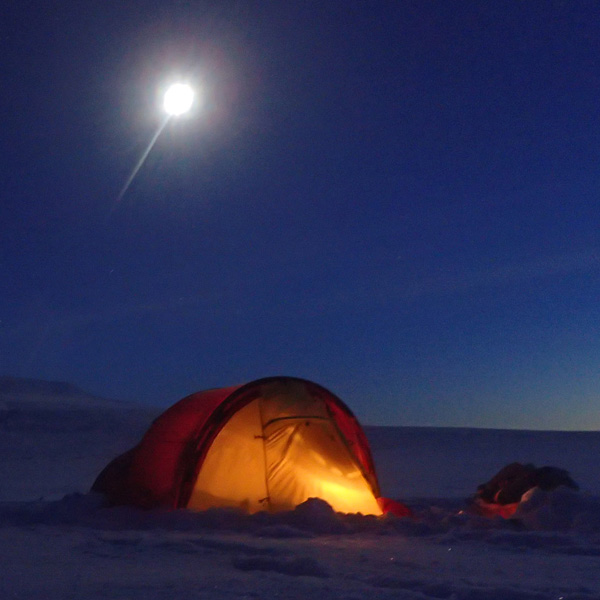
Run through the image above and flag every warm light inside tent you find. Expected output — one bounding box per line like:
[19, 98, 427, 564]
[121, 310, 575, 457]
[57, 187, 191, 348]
[188, 400, 269, 513]
[187, 383, 382, 515]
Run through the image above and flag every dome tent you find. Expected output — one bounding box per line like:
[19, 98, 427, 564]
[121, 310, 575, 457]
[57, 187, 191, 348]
[93, 376, 407, 516]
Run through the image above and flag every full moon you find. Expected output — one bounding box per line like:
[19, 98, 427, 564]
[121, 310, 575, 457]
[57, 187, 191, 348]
[163, 83, 195, 116]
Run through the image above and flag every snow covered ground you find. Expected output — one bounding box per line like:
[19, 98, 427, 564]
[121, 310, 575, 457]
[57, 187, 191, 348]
[2, 378, 600, 599]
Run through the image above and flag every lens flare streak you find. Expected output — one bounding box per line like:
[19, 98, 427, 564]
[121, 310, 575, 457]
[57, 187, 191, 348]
[111, 114, 171, 212]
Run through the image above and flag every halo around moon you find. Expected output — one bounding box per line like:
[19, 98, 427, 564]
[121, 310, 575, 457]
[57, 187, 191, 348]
[163, 83, 195, 116]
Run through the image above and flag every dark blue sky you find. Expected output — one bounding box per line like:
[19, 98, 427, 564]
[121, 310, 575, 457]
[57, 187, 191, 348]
[2, 1, 599, 429]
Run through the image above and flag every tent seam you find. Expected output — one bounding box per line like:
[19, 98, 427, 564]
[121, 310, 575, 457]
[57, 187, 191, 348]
[258, 395, 272, 512]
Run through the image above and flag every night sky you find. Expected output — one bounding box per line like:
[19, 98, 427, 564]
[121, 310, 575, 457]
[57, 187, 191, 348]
[2, 1, 599, 429]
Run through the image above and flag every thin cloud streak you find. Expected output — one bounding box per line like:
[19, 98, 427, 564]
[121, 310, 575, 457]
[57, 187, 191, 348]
[7, 249, 599, 369]
[399, 250, 600, 302]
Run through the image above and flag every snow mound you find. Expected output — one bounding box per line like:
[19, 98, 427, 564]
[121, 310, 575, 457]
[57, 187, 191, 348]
[3, 490, 600, 539]
[514, 487, 600, 533]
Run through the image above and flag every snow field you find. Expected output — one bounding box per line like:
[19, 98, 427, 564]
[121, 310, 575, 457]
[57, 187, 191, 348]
[1, 383, 599, 599]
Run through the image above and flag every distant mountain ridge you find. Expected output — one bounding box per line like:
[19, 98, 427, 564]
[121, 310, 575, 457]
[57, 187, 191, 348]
[0, 376, 89, 397]
[0, 376, 128, 409]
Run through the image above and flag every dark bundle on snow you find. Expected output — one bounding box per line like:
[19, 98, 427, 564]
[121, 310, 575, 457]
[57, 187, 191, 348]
[476, 462, 579, 505]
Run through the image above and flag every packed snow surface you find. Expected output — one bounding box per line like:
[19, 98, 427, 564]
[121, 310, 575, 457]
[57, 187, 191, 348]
[2, 379, 600, 599]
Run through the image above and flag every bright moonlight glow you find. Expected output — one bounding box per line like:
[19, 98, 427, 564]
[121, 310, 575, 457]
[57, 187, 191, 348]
[163, 83, 194, 116]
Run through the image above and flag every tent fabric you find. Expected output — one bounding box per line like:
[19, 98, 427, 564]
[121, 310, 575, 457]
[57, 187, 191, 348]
[92, 376, 396, 516]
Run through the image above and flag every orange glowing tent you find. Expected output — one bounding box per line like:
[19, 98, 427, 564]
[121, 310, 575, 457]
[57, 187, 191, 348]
[93, 376, 409, 516]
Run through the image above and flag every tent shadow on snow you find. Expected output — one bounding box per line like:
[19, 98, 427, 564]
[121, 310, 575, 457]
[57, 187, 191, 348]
[92, 376, 410, 518]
